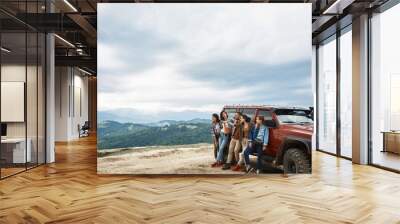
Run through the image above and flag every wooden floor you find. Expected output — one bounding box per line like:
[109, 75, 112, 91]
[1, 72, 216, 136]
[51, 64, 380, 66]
[0, 167, 26, 178]
[372, 151, 400, 171]
[1, 135, 400, 224]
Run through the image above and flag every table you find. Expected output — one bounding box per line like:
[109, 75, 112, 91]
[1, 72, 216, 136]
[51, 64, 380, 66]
[1, 138, 32, 163]
[382, 131, 400, 154]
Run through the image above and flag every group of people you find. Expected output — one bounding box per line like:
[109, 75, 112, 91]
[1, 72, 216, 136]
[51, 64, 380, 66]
[210, 111, 269, 174]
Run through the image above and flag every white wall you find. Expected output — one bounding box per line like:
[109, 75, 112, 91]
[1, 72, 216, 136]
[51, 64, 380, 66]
[1, 65, 41, 138]
[55, 66, 70, 141]
[1, 65, 27, 143]
[1, 65, 26, 135]
[72, 73, 89, 138]
[55, 67, 89, 141]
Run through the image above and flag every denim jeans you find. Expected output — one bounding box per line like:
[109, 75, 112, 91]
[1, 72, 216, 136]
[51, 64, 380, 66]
[217, 133, 229, 162]
[243, 142, 263, 170]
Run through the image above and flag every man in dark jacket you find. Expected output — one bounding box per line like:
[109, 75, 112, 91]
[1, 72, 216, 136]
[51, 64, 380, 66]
[243, 115, 269, 174]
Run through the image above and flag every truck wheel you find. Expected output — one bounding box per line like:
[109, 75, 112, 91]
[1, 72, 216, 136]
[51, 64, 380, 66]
[283, 148, 311, 174]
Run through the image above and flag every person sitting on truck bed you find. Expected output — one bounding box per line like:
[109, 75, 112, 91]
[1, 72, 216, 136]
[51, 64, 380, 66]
[243, 115, 269, 174]
[211, 111, 232, 167]
[232, 114, 252, 172]
[210, 113, 221, 160]
[222, 112, 243, 170]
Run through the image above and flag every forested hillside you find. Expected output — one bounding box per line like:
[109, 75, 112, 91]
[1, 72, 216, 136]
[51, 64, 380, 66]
[98, 119, 212, 150]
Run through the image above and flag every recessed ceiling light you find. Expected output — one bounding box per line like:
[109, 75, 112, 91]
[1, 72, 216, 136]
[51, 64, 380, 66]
[63, 0, 78, 12]
[78, 67, 93, 76]
[323, 0, 354, 15]
[1, 47, 11, 53]
[54, 34, 75, 48]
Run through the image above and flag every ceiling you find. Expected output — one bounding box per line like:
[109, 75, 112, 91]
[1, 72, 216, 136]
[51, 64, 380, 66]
[0, 0, 392, 75]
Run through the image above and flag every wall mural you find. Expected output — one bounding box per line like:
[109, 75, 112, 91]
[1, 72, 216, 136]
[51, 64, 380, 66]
[97, 3, 313, 174]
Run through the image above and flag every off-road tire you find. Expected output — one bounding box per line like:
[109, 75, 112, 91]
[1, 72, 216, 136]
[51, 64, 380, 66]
[283, 148, 311, 174]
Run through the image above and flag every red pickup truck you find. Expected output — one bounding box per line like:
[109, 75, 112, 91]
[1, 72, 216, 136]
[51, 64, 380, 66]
[220, 105, 313, 174]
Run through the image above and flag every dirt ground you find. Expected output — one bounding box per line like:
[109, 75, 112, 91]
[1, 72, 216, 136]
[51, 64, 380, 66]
[97, 144, 247, 174]
[97, 144, 283, 174]
[97, 143, 249, 174]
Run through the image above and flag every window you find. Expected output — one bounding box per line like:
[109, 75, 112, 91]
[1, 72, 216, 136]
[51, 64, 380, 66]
[275, 109, 313, 124]
[0, 3, 47, 179]
[317, 35, 337, 154]
[370, 4, 400, 171]
[339, 28, 352, 158]
[223, 108, 237, 121]
[1, 31, 28, 177]
[257, 110, 272, 120]
[241, 108, 256, 119]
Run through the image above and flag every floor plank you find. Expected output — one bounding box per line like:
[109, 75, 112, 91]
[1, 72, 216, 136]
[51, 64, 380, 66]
[0, 135, 400, 224]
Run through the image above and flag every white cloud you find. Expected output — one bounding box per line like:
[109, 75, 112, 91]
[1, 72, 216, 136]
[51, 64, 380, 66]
[97, 43, 127, 71]
[98, 62, 258, 113]
[110, 4, 311, 65]
[98, 3, 312, 121]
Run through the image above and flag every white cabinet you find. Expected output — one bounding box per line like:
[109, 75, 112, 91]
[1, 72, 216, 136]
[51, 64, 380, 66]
[1, 138, 32, 163]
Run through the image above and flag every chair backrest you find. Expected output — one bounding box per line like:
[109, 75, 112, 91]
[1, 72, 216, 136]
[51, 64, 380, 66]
[82, 121, 90, 129]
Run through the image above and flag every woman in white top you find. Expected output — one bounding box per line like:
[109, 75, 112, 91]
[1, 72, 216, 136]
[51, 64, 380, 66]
[211, 111, 232, 167]
[211, 113, 221, 159]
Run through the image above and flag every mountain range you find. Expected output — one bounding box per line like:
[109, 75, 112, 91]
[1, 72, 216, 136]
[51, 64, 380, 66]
[98, 119, 212, 150]
[98, 109, 211, 124]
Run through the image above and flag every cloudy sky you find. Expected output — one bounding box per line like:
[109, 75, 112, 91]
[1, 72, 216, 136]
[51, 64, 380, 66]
[98, 3, 312, 123]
